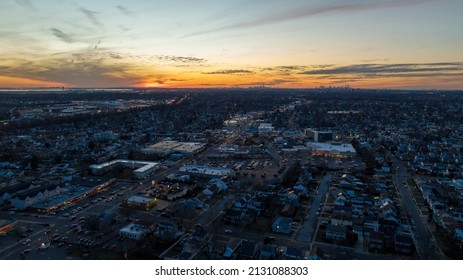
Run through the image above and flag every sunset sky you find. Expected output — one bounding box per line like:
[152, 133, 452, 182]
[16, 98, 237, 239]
[1, 0, 462, 89]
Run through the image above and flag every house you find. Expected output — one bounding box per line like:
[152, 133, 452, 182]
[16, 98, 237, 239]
[293, 184, 308, 197]
[119, 223, 149, 240]
[364, 219, 379, 235]
[272, 216, 292, 234]
[368, 231, 384, 251]
[394, 234, 414, 255]
[155, 221, 178, 240]
[326, 224, 347, 241]
[223, 209, 254, 226]
[334, 194, 347, 207]
[0, 184, 28, 205]
[240, 240, 259, 259]
[260, 244, 277, 260]
[284, 247, 303, 260]
[330, 211, 353, 227]
[280, 205, 296, 218]
[379, 219, 398, 246]
[223, 238, 242, 260]
[282, 193, 300, 207]
[192, 225, 209, 247]
[454, 228, 463, 242]
[203, 178, 228, 197]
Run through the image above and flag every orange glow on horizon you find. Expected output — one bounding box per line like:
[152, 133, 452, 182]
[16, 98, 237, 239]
[1, 73, 462, 90]
[0, 76, 68, 88]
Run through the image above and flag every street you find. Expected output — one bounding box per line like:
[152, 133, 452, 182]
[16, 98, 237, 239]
[393, 159, 444, 259]
[296, 172, 332, 243]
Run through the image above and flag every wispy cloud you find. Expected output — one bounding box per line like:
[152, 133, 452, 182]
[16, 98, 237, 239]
[183, 0, 432, 38]
[261, 65, 308, 76]
[300, 63, 463, 77]
[50, 28, 74, 43]
[203, 69, 254, 75]
[157, 55, 206, 64]
[14, 0, 36, 12]
[79, 7, 104, 28]
[116, 5, 135, 17]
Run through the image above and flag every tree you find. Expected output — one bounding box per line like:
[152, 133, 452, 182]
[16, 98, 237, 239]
[54, 153, 62, 164]
[30, 154, 39, 171]
[88, 141, 96, 150]
[128, 150, 135, 160]
[119, 207, 134, 221]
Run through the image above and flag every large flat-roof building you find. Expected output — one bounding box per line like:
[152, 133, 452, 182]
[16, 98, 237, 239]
[123, 195, 157, 211]
[179, 165, 232, 179]
[90, 160, 160, 179]
[141, 140, 206, 157]
[305, 129, 333, 142]
[307, 142, 356, 158]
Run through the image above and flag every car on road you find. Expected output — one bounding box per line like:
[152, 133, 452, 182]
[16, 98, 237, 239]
[22, 239, 31, 245]
[224, 229, 233, 234]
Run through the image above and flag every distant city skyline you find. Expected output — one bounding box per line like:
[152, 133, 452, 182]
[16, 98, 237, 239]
[1, 0, 462, 89]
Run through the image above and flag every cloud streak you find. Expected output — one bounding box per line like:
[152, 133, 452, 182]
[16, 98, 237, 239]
[203, 69, 254, 75]
[116, 5, 135, 17]
[79, 7, 104, 28]
[157, 55, 206, 64]
[183, 0, 432, 38]
[50, 28, 74, 43]
[300, 63, 463, 77]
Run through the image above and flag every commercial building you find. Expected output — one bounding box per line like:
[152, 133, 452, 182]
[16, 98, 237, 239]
[307, 142, 356, 158]
[11, 185, 65, 210]
[15, 177, 115, 212]
[178, 165, 232, 179]
[305, 129, 333, 142]
[123, 195, 157, 211]
[141, 140, 206, 157]
[90, 160, 160, 179]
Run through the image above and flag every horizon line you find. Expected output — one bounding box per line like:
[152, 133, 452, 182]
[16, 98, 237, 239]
[0, 86, 462, 92]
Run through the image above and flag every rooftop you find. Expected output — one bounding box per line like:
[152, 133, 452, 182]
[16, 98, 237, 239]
[307, 142, 356, 154]
[127, 195, 154, 204]
[90, 160, 159, 174]
[179, 165, 232, 177]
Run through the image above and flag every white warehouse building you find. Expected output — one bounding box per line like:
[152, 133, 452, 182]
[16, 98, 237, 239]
[90, 160, 160, 179]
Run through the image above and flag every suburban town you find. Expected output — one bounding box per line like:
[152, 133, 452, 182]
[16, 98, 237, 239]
[1, 88, 462, 260]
